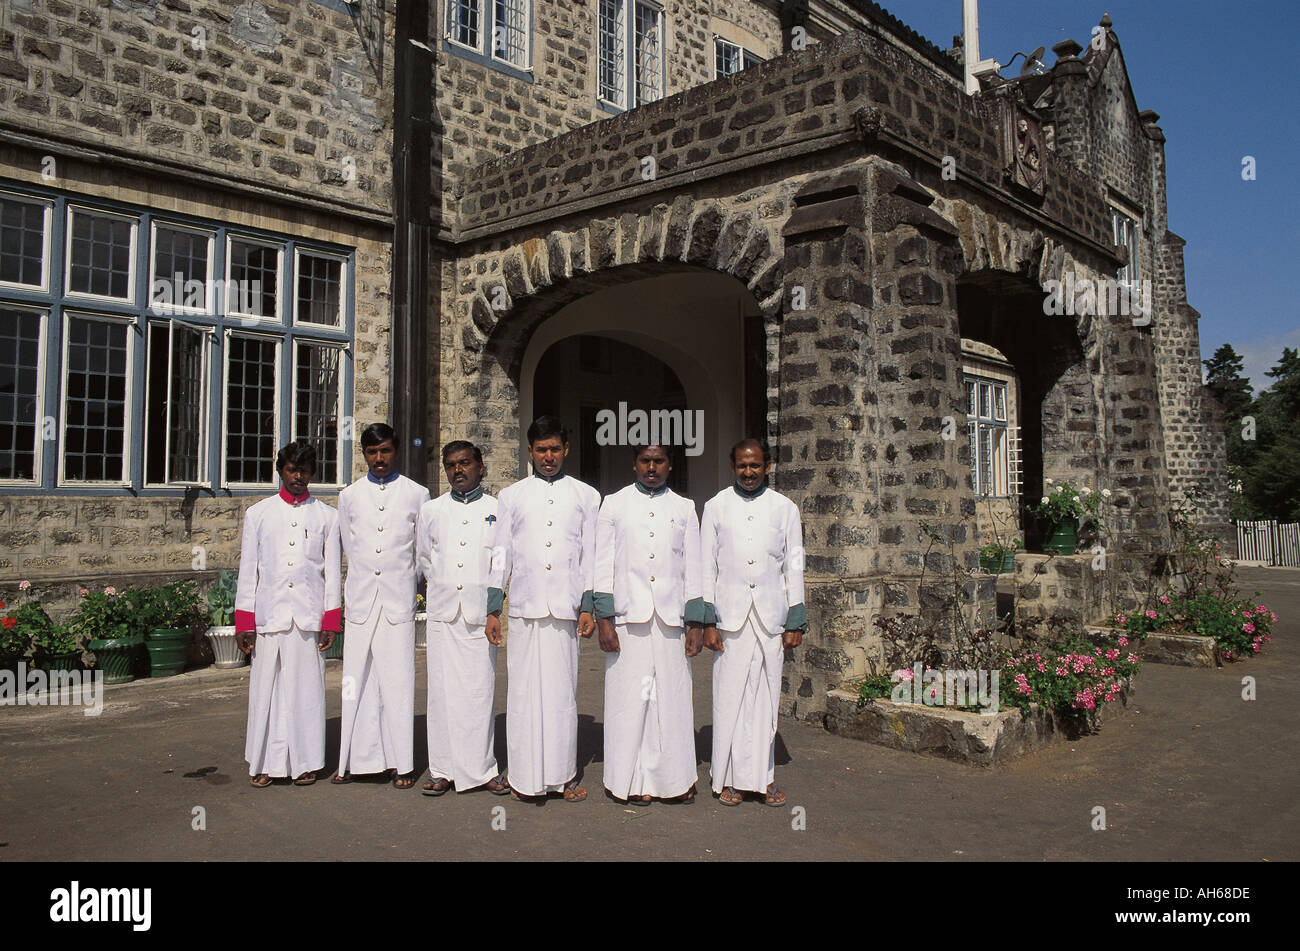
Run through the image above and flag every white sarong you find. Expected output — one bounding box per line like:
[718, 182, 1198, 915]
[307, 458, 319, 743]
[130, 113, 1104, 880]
[245, 624, 327, 778]
[427, 609, 499, 790]
[506, 615, 578, 796]
[602, 615, 696, 800]
[337, 608, 415, 776]
[710, 608, 783, 794]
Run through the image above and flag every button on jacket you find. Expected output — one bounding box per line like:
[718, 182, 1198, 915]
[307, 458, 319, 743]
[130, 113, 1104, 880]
[416, 489, 497, 626]
[700, 486, 805, 633]
[489, 473, 600, 620]
[594, 484, 701, 626]
[235, 491, 341, 634]
[337, 473, 430, 624]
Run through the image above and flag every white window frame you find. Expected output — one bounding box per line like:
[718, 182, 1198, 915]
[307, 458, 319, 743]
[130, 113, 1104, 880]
[148, 220, 215, 317]
[58, 311, 134, 487]
[1110, 203, 1142, 287]
[598, 0, 665, 110]
[713, 36, 762, 78]
[144, 318, 213, 487]
[0, 191, 53, 294]
[490, 0, 530, 69]
[445, 0, 484, 56]
[225, 234, 284, 325]
[64, 205, 138, 305]
[0, 304, 48, 486]
[445, 1, 531, 69]
[221, 328, 282, 490]
[292, 247, 348, 331]
[966, 373, 1012, 498]
[290, 338, 347, 489]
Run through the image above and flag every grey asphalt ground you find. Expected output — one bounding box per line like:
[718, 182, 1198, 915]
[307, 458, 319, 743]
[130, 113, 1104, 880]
[2, 567, 1296, 862]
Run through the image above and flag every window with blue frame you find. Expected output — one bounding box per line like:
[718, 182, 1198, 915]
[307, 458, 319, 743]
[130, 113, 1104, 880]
[598, 0, 664, 111]
[0, 186, 353, 492]
[444, 0, 531, 75]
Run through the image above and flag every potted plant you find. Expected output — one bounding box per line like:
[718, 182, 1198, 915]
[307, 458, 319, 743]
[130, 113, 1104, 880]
[979, 538, 1021, 574]
[32, 622, 82, 671]
[414, 592, 427, 648]
[203, 570, 245, 669]
[1031, 480, 1108, 555]
[73, 586, 142, 684]
[0, 582, 37, 672]
[138, 580, 202, 678]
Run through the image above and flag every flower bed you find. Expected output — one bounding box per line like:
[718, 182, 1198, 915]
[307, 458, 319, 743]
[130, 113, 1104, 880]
[1113, 593, 1275, 664]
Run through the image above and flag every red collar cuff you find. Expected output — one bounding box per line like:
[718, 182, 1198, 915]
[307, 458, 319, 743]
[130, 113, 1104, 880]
[279, 486, 310, 505]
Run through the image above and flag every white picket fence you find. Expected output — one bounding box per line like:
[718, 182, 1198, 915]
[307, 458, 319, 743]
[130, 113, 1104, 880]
[1235, 520, 1300, 567]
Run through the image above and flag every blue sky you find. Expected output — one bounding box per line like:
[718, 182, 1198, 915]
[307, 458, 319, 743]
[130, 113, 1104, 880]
[894, 0, 1300, 393]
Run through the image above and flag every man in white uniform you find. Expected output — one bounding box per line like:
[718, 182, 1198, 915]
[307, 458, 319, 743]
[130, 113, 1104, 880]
[415, 440, 509, 796]
[486, 416, 600, 802]
[333, 423, 430, 789]
[594, 444, 704, 805]
[236, 439, 341, 788]
[701, 437, 806, 807]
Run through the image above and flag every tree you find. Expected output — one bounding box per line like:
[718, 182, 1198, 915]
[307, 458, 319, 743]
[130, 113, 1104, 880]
[1203, 343, 1256, 516]
[1240, 348, 1300, 522]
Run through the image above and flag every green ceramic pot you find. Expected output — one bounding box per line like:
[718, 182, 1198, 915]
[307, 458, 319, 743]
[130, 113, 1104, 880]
[89, 634, 145, 685]
[146, 627, 190, 677]
[35, 650, 81, 671]
[1042, 522, 1077, 555]
[980, 552, 1016, 574]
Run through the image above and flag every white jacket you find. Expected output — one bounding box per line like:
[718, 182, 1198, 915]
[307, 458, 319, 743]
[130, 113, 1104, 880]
[337, 473, 430, 624]
[594, 484, 701, 626]
[489, 473, 601, 620]
[416, 490, 497, 626]
[700, 486, 805, 633]
[235, 491, 341, 634]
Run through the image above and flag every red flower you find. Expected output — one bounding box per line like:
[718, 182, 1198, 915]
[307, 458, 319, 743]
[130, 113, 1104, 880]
[1, 616, 16, 630]
[0, 600, 5, 610]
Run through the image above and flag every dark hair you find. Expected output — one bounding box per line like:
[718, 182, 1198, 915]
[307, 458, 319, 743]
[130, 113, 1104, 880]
[729, 436, 771, 465]
[631, 443, 674, 463]
[276, 439, 318, 476]
[442, 439, 483, 465]
[361, 422, 397, 448]
[527, 415, 568, 446]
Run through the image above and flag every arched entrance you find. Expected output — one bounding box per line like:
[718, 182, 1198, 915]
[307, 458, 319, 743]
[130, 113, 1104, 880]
[518, 270, 762, 506]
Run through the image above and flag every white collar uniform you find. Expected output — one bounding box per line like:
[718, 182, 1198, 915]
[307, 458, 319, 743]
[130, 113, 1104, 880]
[700, 485, 805, 634]
[490, 472, 601, 621]
[417, 489, 498, 626]
[235, 492, 340, 634]
[337, 473, 431, 624]
[594, 483, 701, 626]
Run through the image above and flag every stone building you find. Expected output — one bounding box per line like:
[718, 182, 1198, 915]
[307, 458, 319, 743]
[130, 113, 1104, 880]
[0, 0, 1228, 725]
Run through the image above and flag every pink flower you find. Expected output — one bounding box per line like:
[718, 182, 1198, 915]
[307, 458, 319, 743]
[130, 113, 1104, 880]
[1257, 604, 1268, 614]
[104, 586, 117, 596]
[1115, 615, 1128, 625]
[18, 580, 30, 592]
[1106, 648, 1120, 660]
[1118, 636, 1129, 647]
[1242, 622, 1255, 634]
[78, 588, 88, 597]
[1145, 610, 1158, 620]
[895, 668, 914, 682]
[1159, 595, 1170, 604]
[1271, 612, 1278, 623]
[1127, 653, 1140, 664]
[1242, 609, 1253, 618]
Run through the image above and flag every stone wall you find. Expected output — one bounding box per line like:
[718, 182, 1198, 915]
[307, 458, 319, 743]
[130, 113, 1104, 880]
[0, 0, 393, 208]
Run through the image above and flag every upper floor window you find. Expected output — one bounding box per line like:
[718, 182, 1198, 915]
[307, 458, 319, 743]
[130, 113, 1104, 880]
[714, 37, 762, 78]
[1111, 207, 1141, 285]
[445, 0, 530, 71]
[599, 0, 663, 110]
